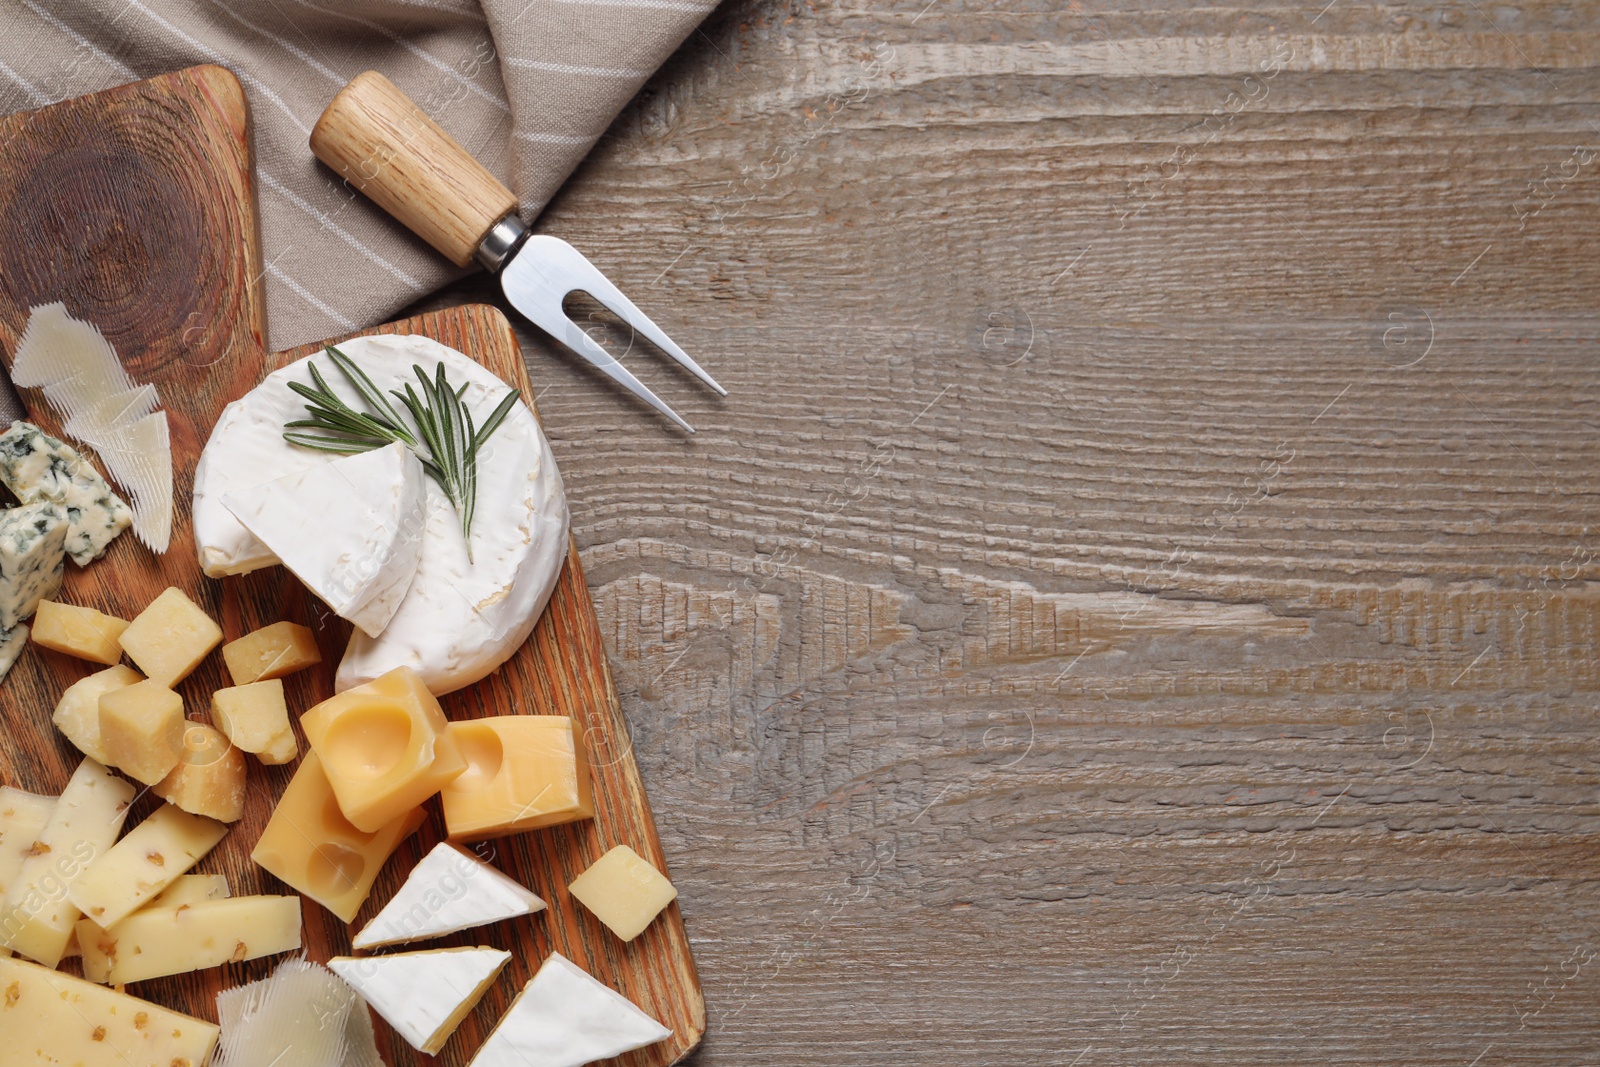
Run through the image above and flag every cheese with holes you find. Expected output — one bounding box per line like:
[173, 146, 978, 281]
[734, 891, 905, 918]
[330, 946, 510, 1054]
[118, 586, 222, 687]
[223, 620, 322, 685]
[98, 679, 185, 785]
[147, 872, 230, 909]
[469, 952, 671, 1067]
[251, 752, 425, 922]
[0, 759, 134, 967]
[52, 664, 142, 764]
[31, 599, 130, 663]
[66, 805, 228, 929]
[212, 678, 298, 764]
[192, 334, 569, 695]
[153, 722, 248, 822]
[0, 954, 220, 1067]
[76, 894, 302, 985]
[0, 421, 132, 566]
[568, 845, 678, 943]
[301, 666, 465, 833]
[442, 716, 593, 841]
[0, 502, 65, 631]
[353, 841, 545, 950]
[223, 442, 425, 638]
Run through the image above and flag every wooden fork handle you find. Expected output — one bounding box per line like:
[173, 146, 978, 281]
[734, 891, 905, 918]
[310, 70, 517, 268]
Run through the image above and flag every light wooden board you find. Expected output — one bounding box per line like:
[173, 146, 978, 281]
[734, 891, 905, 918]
[0, 66, 701, 1067]
[393, 2, 1600, 1063]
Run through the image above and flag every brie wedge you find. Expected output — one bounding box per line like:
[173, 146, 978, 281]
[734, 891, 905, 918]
[194, 334, 569, 694]
[329, 945, 511, 1054]
[353, 841, 546, 950]
[470, 952, 672, 1067]
[223, 442, 425, 638]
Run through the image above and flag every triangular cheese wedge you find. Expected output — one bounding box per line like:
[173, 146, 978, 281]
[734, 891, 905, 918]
[469, 953, 671, 1067]
[223, 443, 425, 637]
[329, 946, 509, 1054]
[354, 842, 546, 950]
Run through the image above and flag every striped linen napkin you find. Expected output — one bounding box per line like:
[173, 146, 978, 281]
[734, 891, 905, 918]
[0, 0, 715, 349]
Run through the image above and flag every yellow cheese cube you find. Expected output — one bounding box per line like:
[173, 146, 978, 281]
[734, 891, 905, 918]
[152, 723, 248, 822]
[0, 954, 219, 1066]
[301, 666, 466, 833]
[97, 679, 185, 786]
[51, 664, 142, 764]
[0, 759, 134, 967]
[146, 872, 230, 909]
[211, 678, 298, 765]
[118, 586, 223, 687]
[75, 894, 301, 985]
[30, 600, 129, 664]
[251, 752, 425, 923]
[441, 716, 594, 841]
[222, 620, 322, 685]
[567, 845, 678, 943]
[66, 805, 228, 928]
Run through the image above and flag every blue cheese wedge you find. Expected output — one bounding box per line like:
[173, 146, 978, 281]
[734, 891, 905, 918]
[0, 421, 131, 565]
[0, 624, 27, 683]
[0, 502, 66, 630]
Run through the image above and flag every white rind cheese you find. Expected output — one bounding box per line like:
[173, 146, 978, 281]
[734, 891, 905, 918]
[353, 841, 546, 950]
[194, 334, 569, 694]
[0, 502, 66, 631]
[0, 421, 132, 565]
[223, 442, 425, 638]
[330, 946, 511, 1054]
[469, 952, 672, 1067]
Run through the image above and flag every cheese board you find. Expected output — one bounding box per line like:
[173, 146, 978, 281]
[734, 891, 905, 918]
[0, 65, 703, 1067]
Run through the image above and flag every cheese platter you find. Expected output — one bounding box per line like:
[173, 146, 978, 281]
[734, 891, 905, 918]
[0, 65, 703, 1067]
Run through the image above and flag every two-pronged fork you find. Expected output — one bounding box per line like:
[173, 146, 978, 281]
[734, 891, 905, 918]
[311, 71, 723, 433]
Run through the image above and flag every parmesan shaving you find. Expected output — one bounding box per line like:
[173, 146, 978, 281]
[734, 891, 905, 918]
[10, 303, 173, 552]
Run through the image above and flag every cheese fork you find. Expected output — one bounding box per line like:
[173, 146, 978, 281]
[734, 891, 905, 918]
[310, 71, 724, 433]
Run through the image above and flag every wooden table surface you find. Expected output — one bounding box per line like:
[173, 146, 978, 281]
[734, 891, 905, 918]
[406, 2, 1600, 1063]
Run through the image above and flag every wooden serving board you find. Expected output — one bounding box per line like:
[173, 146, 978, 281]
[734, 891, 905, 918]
[0, 67, 703, 1066]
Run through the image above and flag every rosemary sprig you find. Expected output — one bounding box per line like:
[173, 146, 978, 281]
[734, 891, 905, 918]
[282, 343, 519, 561]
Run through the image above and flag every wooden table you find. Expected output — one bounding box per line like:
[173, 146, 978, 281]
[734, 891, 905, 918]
[408, 3, 1600, 1063]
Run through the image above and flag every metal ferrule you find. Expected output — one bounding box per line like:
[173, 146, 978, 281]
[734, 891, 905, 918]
[476, 212, 528, 272]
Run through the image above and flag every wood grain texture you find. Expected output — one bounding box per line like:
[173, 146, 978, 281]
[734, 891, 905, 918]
[311, 70, 519, 269]
[0, 69, 701, 1067]
[395, 1, 1600, 1063]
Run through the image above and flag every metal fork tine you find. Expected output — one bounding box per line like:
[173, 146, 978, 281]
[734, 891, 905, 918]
[521, 237, 727, 396]
[561, 323, 696, 433]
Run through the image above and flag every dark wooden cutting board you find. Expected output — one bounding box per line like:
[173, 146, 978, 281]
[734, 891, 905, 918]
[0, 65, 703, 1067]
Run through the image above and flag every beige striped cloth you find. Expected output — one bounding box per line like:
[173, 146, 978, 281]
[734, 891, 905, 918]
[0, 0, 713, 349]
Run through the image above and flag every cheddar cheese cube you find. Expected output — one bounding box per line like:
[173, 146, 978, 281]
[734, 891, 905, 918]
[30, 600, 129, 664]
[251, 752, 425, 923]
[152, 723, 248, 822]
[118, 586, 223, 687]
[441, 716, 594, 841]
[222, 620, 321, 685]
[97, 679, 185, 785]
[301, 666, 465, 833]
[568, 844, 679, 943]
[211, 678, 298, 765]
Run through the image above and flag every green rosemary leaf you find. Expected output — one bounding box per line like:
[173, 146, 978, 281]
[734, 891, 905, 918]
[474, 390, 520, 450]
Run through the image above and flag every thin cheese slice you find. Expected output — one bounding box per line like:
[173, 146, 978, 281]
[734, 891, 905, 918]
[0, 788, 54, 959]
[66, 804, 228, 928]
[0, 758, 134, 967]
[469, 952, 672, 1067]
[215, 958, 366, 1067]
[76, 894, 302, 985]
[0, 954, 219, 1067]
[353, 841, 545, 950]
[330, 946, 510, 1054]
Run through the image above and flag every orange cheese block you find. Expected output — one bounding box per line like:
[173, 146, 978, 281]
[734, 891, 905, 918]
[441, 716, 594, 842]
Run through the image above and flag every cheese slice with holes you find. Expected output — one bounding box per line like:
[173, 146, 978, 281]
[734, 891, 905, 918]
[223, 442, 425, 638]
[469, 952, 672, 1067]
[329, 946, 510, 1054]
[353, 841, 545, 950]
